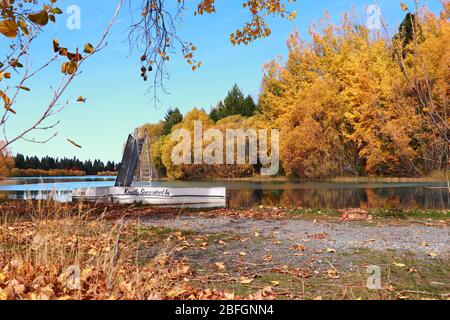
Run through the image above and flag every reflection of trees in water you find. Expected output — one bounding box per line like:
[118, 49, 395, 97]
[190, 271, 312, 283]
[365, 189, 402, 208]
[228, 189, 261, 208]
[278, 189, 366, 209]
[366, 188, 449, 210]
[228, 187, 450, 209]
[228, 189, 285, 208]
[423, 188, 450, 209]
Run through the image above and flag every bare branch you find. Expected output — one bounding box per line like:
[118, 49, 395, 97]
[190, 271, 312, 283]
[0, 0, 124, 152]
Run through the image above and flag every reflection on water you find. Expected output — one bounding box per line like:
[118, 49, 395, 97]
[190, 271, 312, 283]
[0, 177, 449, 209]
[226, 186, 450, 209]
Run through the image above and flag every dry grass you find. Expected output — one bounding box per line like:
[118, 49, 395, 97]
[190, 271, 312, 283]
[0, 199, 212, 300]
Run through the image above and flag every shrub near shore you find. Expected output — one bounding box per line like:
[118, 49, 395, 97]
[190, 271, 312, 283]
[7, 169, 119, 177]
[9, 169, 86, 177]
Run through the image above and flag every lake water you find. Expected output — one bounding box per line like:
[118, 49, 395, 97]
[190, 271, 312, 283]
[0, 176, 449, 210]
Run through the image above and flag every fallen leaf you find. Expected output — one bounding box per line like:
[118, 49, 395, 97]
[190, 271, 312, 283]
[393, 262, 406, 268]
[175, 246, 187, 252]
[291, 244, 306, 251]
[119, 281, 131, 293]
[0, 289, 7, 300]
[13, 284, 25, 294]
[215, 262, 226, 271]
[177, 264, 191, 274]
[262, 286, 273, 294]
[239, 277, 253, 284]
[166, 287, 187, 298]
[327, 268, 340, 279]
[223, 292, 235, 300]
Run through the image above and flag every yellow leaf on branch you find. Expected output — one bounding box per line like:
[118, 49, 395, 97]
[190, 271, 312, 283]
[0, 90, 15, 114]
[0, 20, 18, 38]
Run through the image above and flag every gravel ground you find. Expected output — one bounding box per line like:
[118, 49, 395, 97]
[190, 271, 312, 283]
[139, 216, 449, 273]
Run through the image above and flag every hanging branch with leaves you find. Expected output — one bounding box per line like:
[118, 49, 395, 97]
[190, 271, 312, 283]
[127, 0, 297, 104]
[0, 0, 123, 152]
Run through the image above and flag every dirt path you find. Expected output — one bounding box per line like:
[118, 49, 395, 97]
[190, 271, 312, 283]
[139, 216, 449, 274]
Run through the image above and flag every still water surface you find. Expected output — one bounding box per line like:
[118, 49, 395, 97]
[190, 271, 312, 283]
[0, 176, 449, 209]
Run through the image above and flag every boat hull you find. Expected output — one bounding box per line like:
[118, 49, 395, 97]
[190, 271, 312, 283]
[72, 186, 227, 207]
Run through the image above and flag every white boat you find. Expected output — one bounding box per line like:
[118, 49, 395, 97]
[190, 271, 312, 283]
[72, 131, 227, 208]
[72, 186, 226, 207]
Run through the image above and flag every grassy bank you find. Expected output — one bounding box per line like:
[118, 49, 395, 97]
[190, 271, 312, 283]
[0, 200, 448, 300]
[0, 200, 225, 300]
[97, 171, 117, 177]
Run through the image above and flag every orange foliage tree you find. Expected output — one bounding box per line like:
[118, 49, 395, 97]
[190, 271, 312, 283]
[0, 141, 14, 178]
[259, 4, 449, 178]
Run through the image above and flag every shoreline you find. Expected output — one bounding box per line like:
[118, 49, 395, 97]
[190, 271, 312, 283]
[143, 176, 450, 183]
[0, 169, 450, 184]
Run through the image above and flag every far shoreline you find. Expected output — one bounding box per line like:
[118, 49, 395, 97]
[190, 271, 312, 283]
[2, 174, 450, 184]
[2, 169, 450, 184]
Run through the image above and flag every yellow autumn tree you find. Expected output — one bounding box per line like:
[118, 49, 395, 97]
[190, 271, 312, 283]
[0, 142, 14, 178]
[395, 6, 450, 173]
[259, 6, 448, 178]
[139, 2, 449, 180]
[161, 109, 213, 179]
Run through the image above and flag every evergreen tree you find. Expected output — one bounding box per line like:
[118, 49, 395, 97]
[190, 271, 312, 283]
[162, 108, 183, 135]
[13, 154, 116, 174]
[14, 154, 25, 169]
[242, 95, 258, 117]
[209, 101, 224, 122]
[393, 13, 422, 56]
[209, 84, 257, 121]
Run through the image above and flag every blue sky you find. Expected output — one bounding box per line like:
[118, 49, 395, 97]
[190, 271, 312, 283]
[2, 0, 444, 161]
